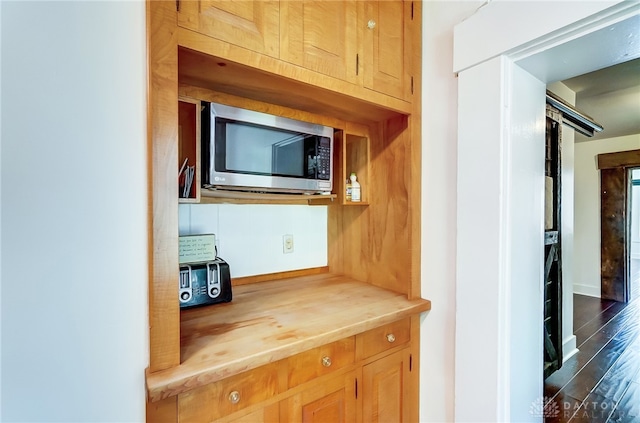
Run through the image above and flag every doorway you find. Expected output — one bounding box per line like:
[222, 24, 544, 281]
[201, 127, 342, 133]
[454, 3, 640, 420]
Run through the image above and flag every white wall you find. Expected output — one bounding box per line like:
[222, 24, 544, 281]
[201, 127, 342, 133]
[1, 2, 147, 421]
[179, 204, 327, 277]
[574, 133, 640, 297]
[420, 2, 484, 422]
[547, 82, 578, 362]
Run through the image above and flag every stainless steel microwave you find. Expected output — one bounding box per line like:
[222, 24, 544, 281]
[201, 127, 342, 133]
[201, 102, 334, 194]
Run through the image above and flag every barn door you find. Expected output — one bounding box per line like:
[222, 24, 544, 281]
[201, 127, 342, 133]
[544, 106, 563, 379]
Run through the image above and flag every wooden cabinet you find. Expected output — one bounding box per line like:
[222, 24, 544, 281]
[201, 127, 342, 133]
[178, 361, 281, 422]
[280, 0, 412, 100]
[287, 338, 355, 388]
[184, 317, 416, 423]
[360, 0, 412, 100]
[177, 0, 280, 58]
[362, 349, 411, 423]
[178, 0, 414, 103]
[146, 1, 425, 422]
[283, 371, 357, 423]
[280, 1, 358, 84]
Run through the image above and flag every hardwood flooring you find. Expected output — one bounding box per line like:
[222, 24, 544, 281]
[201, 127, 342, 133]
[543, 290, 640, 422]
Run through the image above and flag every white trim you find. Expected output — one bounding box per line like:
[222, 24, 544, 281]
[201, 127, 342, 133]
[573, 284, 601, 298]
[453, 1, 636, 73]
[563, 335, 579, 364]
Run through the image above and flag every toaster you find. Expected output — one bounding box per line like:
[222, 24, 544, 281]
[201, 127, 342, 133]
[179, 258, 232, 308]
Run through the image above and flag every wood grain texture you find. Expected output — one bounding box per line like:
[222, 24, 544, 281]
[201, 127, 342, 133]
[600, 167, 628, 302]
[356, 317, 410, 360]
[145, 273, 430, 402]
[147, 0, 181, 373]
[178, 0, 280, 58]
[231, 266, 330, 287]
[361, 0, 410, 100]
[282, 371, 357, 423]
[146, 395, 177, 423]
[597, 149, 640, 170]
[177, 32, 411, 123]
[408, 0, 422, 300]
[280, 1, 358, 84]
[287, 338, 355, 388]
[362, 349, 409, 423]
[178, 361, 281, 422]
[223, 403, 280, 423]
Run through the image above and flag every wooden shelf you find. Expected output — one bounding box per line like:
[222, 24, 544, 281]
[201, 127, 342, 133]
[145, 273, 431, 402]
[200, 188, 337, 205]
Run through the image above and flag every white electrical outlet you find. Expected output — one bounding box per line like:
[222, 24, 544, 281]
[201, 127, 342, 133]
[283, 234, 294, 254]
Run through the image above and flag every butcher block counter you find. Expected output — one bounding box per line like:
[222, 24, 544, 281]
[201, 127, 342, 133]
[145, 272, 431, 403]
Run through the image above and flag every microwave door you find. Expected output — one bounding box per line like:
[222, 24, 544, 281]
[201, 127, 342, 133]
[271, 134, 305, 177]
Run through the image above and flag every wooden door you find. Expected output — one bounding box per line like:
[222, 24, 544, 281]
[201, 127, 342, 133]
[361, 0, 410, 100]
[178, 1, 280, 58]
[282, 371, 357, 423]
[362, 349, 409, 423]
[280, 1, 358, 84]
[544, 108, 563, 379]
[597, 149, 640, 303]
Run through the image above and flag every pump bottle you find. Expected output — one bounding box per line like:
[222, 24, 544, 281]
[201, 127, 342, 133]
[350, 172, 361, 202]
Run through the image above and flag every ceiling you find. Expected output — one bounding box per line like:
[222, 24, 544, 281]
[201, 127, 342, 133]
[561, 58, 640, 142]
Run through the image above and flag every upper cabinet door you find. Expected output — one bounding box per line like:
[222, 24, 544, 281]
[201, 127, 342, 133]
[361, 0, 411, 101]
[178, 1, 280, 58]
[280, 1, 358, 84]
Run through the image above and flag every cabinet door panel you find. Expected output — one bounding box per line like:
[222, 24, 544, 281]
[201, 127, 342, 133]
[280, 1, 358, 84]
[363, 349, 409, 423]
[284, 371, 357, 423]
[362, 0, 409, 100]
[178, 1, 280, 57]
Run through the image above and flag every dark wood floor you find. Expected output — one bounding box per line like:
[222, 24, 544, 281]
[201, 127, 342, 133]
[544, 286, 640, 421]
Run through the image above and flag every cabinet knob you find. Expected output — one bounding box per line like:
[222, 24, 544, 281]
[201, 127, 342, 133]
[228, 391, 241, 404]
[367, 19, 376, 30]
[322, 356, 332, 367]
[387, 333, 396, 343]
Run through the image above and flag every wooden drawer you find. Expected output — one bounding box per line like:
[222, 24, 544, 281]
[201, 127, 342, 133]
[357, 318, 411, 359]
[178, 362, 280, 423]
[287, 337, 355, 388]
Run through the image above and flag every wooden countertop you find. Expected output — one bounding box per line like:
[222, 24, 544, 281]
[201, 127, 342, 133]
[145, 273, 431, 402]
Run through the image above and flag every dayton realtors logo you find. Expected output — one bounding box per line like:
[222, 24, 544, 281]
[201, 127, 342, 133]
[530, 397, 560, 418]
[530, 397, 624, 420]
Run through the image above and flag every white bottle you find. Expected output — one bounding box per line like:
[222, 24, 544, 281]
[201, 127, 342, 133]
[345, 178, 352, 202]
[350, 172, 361, 202]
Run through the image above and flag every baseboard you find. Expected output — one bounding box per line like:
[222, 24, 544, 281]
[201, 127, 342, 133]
[562, 335, 578, 363]
[573, 284, 600, 298]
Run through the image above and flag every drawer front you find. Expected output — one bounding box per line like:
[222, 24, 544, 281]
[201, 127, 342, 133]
[358, 318, 411, 359]
[178, 362, 280, 423]
[287, 337, 355, 388]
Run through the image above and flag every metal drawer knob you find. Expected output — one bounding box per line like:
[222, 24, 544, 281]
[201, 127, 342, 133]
[322, 356, 332, 367]
[387, 333, 396, 343]
[367, 19, 376, 30]
[228, 391, 241, 404]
